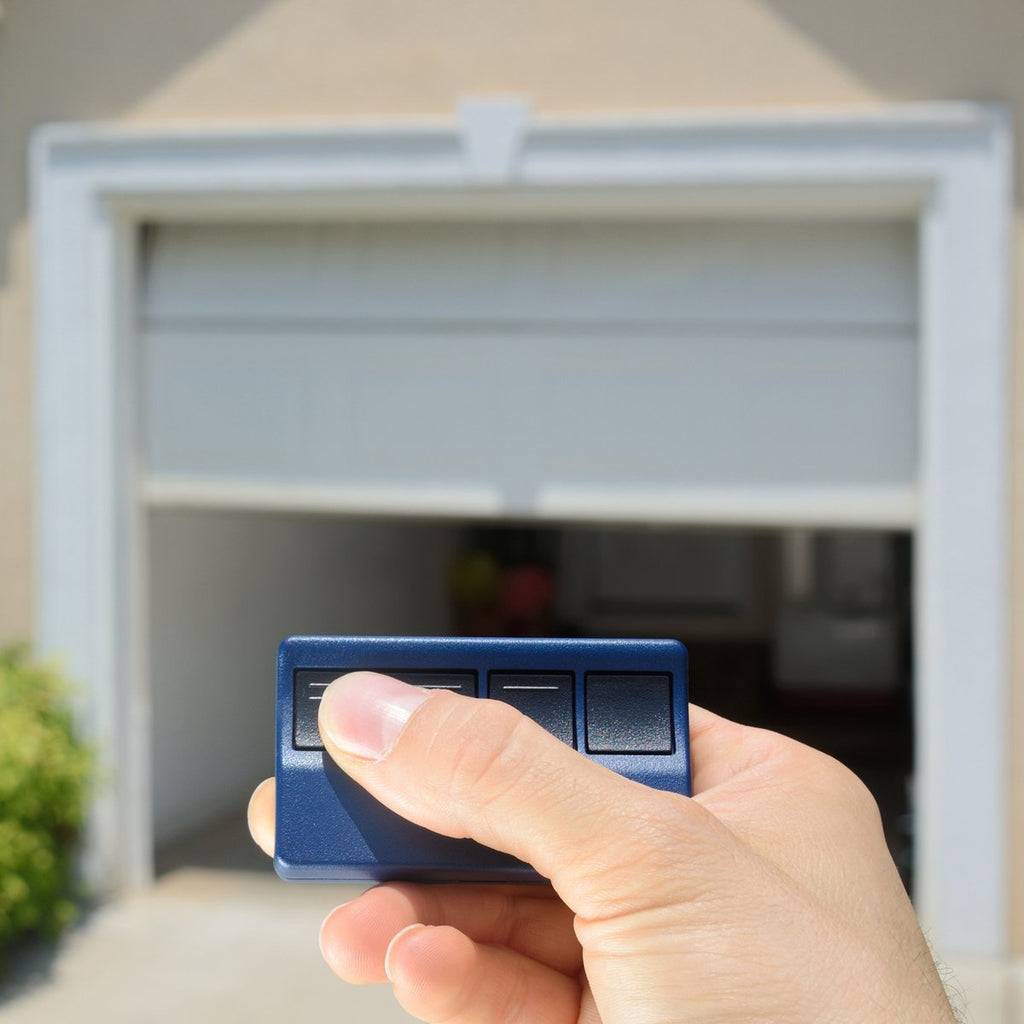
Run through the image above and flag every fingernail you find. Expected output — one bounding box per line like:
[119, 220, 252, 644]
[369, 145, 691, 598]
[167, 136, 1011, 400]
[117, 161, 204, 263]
[384, 923, 426, 982]
[318, 902, 352, 962]
[319, 672, 430, 760]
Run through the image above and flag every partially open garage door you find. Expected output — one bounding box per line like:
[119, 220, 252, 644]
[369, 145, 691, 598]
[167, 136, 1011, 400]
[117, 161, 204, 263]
[140, 219, 918, 523]
[139, 216, 918, 854]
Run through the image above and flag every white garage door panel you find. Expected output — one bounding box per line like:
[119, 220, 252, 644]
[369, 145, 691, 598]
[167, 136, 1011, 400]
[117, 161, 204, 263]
[143, 328, 917, 492]
[141, 218, 918, 516]
[143, 220, 916, 328]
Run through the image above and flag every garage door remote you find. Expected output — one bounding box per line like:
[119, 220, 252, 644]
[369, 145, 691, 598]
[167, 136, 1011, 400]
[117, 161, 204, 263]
[275, 635, 690, 883]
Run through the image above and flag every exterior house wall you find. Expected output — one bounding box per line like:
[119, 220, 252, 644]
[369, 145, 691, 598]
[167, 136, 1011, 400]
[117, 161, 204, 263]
[1, 0, 1021, 964]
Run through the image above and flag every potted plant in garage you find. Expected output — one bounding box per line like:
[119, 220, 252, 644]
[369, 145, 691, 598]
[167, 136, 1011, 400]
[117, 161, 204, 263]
[0, 645, 93, 968]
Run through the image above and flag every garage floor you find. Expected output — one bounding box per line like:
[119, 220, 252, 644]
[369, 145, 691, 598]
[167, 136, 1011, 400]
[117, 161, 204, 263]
[0, 818, 416, 1024]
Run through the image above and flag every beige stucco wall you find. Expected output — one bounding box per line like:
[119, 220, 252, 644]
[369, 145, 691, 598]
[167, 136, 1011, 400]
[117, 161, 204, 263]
[0, 0, 1021, 954]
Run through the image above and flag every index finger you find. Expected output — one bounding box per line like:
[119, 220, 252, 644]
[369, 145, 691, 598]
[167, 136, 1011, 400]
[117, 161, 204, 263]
[247, 776, 275, 857]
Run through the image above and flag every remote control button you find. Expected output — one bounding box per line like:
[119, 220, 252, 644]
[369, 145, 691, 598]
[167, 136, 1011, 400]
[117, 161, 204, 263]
[388, 671, 478, 696]
[293, 669, 477, 749]
[585, 673, 673, 754]
[489, 672, 575, 747]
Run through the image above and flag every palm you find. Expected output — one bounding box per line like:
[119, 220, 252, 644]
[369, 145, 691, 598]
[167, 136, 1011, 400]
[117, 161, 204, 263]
[250, 702, 955, 1024]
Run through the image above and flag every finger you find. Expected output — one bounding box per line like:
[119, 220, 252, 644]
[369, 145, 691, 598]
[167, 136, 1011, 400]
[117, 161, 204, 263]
[247, 777, 275, 856]
[317, 672, 714, 911]
[687, 704, 780, 794]
[384, 923, 580, 1024]
[319, 882, 581, 984]
[688, 704, 858, 820]
[384, 883, 581, 975]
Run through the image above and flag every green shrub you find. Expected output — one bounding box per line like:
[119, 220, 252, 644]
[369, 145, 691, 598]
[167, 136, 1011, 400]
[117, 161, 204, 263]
[0, 644, 93, 959]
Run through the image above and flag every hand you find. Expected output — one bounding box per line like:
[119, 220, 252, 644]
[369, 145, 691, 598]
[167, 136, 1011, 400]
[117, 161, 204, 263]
[248, 671, 957, 1023]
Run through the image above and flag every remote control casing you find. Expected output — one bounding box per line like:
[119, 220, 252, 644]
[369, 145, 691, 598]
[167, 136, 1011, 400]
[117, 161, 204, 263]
[275, 635, 690, 883]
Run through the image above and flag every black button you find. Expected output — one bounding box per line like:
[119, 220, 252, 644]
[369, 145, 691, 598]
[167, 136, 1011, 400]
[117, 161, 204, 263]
[388, 671, 477, 696]
[490, 672, 575, 747]
[585, 673, 673, 754]
[293, 669, 477, 750]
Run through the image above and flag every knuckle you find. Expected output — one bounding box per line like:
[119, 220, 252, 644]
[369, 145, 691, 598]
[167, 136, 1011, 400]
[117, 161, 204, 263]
[435, 699, 537, 804]
[792, 744, 884, 827]
[834, 763, 883, 825]
[570, 789, 725, 913]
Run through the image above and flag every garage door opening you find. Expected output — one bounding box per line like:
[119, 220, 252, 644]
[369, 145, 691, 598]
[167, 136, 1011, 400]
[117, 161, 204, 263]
[150, 511, 914, 891]
[33, 104, 1010, 960]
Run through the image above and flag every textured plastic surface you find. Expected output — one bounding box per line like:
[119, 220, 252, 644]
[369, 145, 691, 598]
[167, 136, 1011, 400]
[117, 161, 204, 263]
[275, 636, 690, 883]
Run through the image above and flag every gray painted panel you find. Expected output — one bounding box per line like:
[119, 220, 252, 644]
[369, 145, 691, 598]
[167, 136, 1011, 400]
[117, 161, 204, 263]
[143, 327, 917, 489]
[141, 218, 917, 497]
[142, 220, 917, 328]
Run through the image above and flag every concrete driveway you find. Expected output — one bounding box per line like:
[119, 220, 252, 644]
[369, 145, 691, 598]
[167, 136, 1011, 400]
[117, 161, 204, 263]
[0, 846, 416, 1023]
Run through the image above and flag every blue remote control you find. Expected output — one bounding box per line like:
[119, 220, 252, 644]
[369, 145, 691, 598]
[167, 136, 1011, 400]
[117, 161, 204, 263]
[275, 635, 691, 883]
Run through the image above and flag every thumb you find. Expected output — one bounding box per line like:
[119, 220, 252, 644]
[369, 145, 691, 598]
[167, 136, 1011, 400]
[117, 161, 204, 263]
[317, 671, 713, 914]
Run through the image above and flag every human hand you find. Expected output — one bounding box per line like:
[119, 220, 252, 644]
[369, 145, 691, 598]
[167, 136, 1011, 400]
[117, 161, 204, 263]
[248, 671, 957, 1023]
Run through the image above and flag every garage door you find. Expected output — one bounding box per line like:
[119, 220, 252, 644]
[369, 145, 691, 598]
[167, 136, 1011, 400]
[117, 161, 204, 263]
[140, 218, 917, 523]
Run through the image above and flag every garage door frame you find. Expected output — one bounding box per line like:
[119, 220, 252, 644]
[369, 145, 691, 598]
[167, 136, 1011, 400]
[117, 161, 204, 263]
[31, 101, 1012, 961]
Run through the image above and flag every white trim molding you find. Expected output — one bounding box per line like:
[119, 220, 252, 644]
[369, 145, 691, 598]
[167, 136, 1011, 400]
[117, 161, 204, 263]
[31, 102, 1012, 968]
